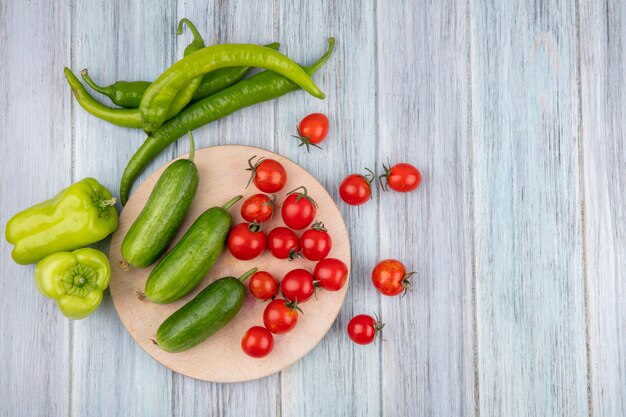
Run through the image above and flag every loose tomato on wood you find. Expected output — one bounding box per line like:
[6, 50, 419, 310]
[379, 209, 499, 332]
[294, 113, 329, 152]
[227, 223, 266, 260]
[249, 271, 278, 300]
[267, 227, 300, 259]
[371, 259, 415, 296]
[246, 156, 287, 193]
[241, 193, 275, 225]
[281, 186, 317, 230]
[379, 162, 421, 192]
[281, 269, 315, 303]
[263, 299, 299, 334]
[347, 314, 384, 345]
[299, 222, 332, 261]
[314, 258, 348, 291]
[241, 326, 274, 358]
[339, 168, 375, 206]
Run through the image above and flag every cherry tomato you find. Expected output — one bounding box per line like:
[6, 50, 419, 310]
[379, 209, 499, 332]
[241, 193, 275, 224]
[294, 113, 329, 152]
[314, 258, 348, 291]
[281, 186, 317, 230]
[371, 259, 415, 296]
[227, 223, 267, 260]
[263, 299, 299, 334]
[347, 314, 384, 345]
[299, 222, 332, 261]
[380, 162, 421, 192]
[339, 169, 374, 206]
[280, 269, 315, 303]
[249, 271, 278, 300]
[246, 156, 287, 193]
[241, 326, 274, 358]
[267, 227, 300, 259]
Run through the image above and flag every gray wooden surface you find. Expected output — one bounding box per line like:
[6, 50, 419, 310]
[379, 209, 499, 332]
[0, 1, 624, 416]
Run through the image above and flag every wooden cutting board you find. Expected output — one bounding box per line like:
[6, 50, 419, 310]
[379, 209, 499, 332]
[108, 145, 351, 383]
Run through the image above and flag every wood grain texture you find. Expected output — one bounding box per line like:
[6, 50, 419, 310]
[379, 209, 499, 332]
[377, 1, 475, 416]
[471, 1, 589, 416]
[169, 1, 280, 416]
[4, 0, 626, 416]
[579, 0, 626, 416]
[70, 1, 177, 416]
[274, 1, 382, 416]
[0, 1, 72, 417]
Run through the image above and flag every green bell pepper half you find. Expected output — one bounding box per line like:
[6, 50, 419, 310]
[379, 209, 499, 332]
[5, 178, 118, 264]
[35, 248, 111, 320]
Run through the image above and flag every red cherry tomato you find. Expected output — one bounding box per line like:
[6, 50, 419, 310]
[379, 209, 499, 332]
[380, 162, 421, 192]
[227, 223, 267, 260]
[246, 156, 287, 193]
[249, 271, 278, 300]
[241, 326, 274, 358]
[280, 269, 315, 303]
[347, 314, 384, 345]
[263, 299, 299, 334]
[339, 170, 374, 206]
[371, 259, 415, 296]
[281, 186, 317, 230]
[299, 222, 332, 261]
[294, 113, 329, 151]
[314, 258, 348, 291]
[267, 227, 300, 259]
[241, 193, 275, 224]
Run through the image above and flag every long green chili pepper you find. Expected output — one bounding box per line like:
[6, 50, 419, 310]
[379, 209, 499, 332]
[65, 67, 144, 128]
[164, 18, 205, 121]
[191, 41, 280, 101]
[78, 42, 280, 110]
[120, 38, 335, 204]
[77, 18, 205, 111]
[80, 71, 150, 108]
[140, 44, 326, 133]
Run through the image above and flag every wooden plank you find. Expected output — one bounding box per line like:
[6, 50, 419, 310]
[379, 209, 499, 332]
[69, 2, 177, 416]
[377, 1, 475, 416]
[579, 1, 626, 415]
[169, 2, 279, 416]
[0, 1, 72, 416]
[274, 1, 382, 417]
[470, 1, 589, 416]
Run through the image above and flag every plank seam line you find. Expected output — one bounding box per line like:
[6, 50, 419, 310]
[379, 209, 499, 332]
[374, 0, 383, 416]
[466, 0, 480, 416]
[68, 0, 76, 416]
[170, 3, 180, 417]
[273, 0, 282, 414]
[574, 0, 593, 415]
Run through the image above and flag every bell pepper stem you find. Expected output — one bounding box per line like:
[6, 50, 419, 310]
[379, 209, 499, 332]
[222, 195, 243, 210]
[100, 198, 117, 208]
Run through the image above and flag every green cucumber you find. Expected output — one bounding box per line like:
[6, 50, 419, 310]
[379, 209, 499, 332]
[156, 268, 257, 353]
[121, 133, 199, 268]
[144, 195, 242, 304]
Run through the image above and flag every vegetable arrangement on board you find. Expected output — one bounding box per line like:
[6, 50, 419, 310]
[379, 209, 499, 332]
[6, 16, 425, 370]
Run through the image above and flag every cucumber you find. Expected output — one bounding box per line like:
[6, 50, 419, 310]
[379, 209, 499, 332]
[156, 268, 257, 353]
[121, 133, 199, 268]
[144, 195, 242, 304]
